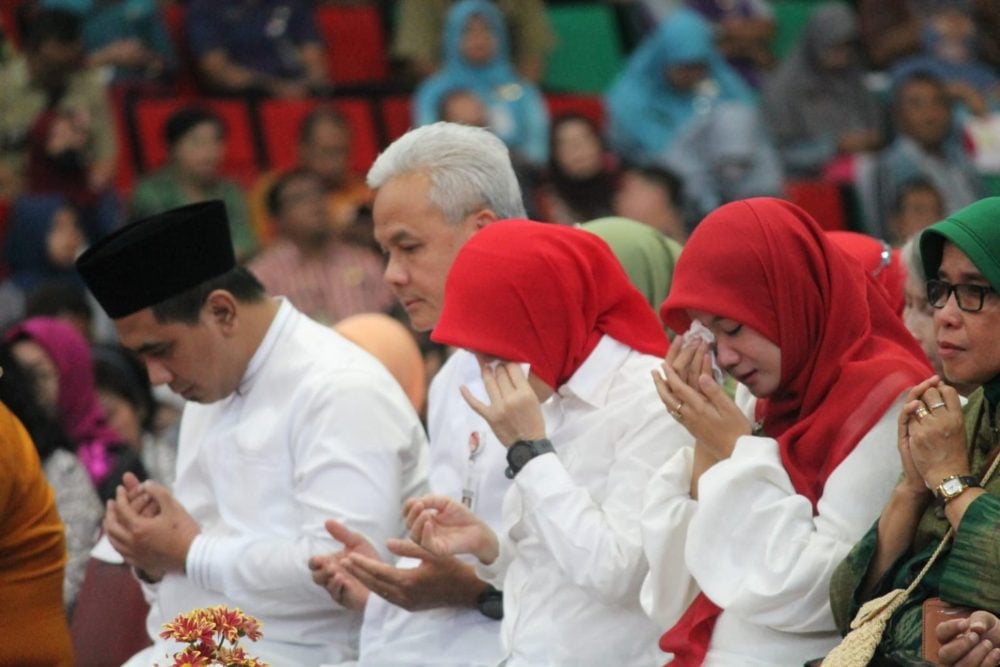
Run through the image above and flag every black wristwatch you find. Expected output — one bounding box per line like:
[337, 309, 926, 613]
[505, 438, 555, 479]
[476, 584, 504, 620]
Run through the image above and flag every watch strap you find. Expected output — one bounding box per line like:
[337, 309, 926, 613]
[934, 475, 980, 502]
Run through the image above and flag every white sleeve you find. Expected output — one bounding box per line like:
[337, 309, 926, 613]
[513, 412, 691, 605]
[640, 446, 701, 630]
[475, 529, 516, 589]
[186, 375, 428, 615]
[685, 402, 902, 633]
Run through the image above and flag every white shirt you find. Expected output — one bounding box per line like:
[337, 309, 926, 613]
[476, 336, 693, 667]
[354, 349, 509, 666]
[640, 385, 903, 666]
[124, 300, 429, 667]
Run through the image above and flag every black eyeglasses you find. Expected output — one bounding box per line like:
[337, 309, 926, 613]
[926, 279, 998, 313]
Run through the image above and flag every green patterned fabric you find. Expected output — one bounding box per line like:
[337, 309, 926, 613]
[830, 389, 1000, 665]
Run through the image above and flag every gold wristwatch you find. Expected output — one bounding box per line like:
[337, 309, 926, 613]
[933, 475, 980, 503]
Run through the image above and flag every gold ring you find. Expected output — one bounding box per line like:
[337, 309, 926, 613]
[668, 404, 684, 421]
[928, 402, 946, 411]
[915, 406, 930, 420]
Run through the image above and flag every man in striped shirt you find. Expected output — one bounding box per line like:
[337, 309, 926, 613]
[248, 168, 395, 325]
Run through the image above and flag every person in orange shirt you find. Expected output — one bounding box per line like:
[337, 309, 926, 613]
[249, 106, 372, 248]
[0, 399, 73, 666]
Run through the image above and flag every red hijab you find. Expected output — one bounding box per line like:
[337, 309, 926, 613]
[827, 231, 906, 317]
[657, 198, 930, 666]
[431, 220, 668, 388]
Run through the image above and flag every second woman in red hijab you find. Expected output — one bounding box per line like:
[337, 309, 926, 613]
[643, 198, 931, 666]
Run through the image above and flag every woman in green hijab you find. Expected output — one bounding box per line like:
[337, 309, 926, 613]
[579, 217, 682, 312]
[829, 197, 1000, 665]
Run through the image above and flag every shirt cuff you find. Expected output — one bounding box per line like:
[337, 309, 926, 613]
[185, 533, 245, 593]
[475, 536, 512, 588]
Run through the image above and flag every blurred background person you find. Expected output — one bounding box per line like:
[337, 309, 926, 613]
[886, 177, 946, 245]
[0, 341, 102, 616]
[185, 0, 329, 97]
[334, 313, 427, 418]
[687, 0, 776, 88]
[93, 342, 178, 486]
[5, 316, 145, 501]
[41, 0, 176, 84]
[413, 0, 549, 168]
[613, 165, 687, 243]
[536, 114, 619, 225]
[606, 8, 781, 219]
[890, 3, 1000, 108]
[392, 0, 553, 84]
[0, 8, 118, 239]
[129, 106, 256, 259]
[438, 88, 490, 128]
[250, 107, 372, 250]
[874, 71, 983, 233]
[249, 168, 394, 325]
[763, 3, 883, 181]
[1, 194, 86, 327]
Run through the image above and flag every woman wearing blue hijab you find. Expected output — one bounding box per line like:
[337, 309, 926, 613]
[5, 194, 86, 292]
[606, 8, 782, 217]
[413, 0, 549, 167]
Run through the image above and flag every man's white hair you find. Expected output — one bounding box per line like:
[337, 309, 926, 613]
[367, 122, 526, 224]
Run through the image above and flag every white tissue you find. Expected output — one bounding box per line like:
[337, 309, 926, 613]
[681, 321, 726, 384]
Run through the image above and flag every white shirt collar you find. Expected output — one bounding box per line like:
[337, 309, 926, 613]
[556, 335, 631, 409]
[237, 298, 296, 396]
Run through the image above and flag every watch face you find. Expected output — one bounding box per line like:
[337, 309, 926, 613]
[479, 593, 504, 620]
[941, 477, 965, 497]
[508, 442, 535, 469]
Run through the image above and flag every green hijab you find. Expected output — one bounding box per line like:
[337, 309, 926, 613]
[920, 196, 1000, 405]
[580, 217, 683, 312]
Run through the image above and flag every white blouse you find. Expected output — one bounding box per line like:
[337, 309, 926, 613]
[641, 385, 904, 666]
[476, 336, 694, 667]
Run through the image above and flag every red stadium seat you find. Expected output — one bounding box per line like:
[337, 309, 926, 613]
[379, 96, 413, 146]
[784, 179, 849, 231]
[70, 559, 152, 667]
[161, 3, 200, 97]
[0, 1, 27, 50]
[314, 5, 390, 87]
[258, 97, 380, 175]
[131, 97, 259, 186]
[111, 87, 137, 197]
[545, 94, 606, 129]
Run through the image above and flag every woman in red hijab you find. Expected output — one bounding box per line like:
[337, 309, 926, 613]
[401, 219, 692, 666]
[643, 198, 931, 666]
[827, 230, 907, 317]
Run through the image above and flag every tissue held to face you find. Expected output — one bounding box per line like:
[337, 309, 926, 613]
[686, 309, 782, 398]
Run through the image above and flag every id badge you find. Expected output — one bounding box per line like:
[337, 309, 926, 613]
[461, 430, 485, 510]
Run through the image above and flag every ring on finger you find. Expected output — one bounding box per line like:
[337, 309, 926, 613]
[914, 406, 930, 420]
[927, 401, 946, 411]
[668, 403, 684, 421]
